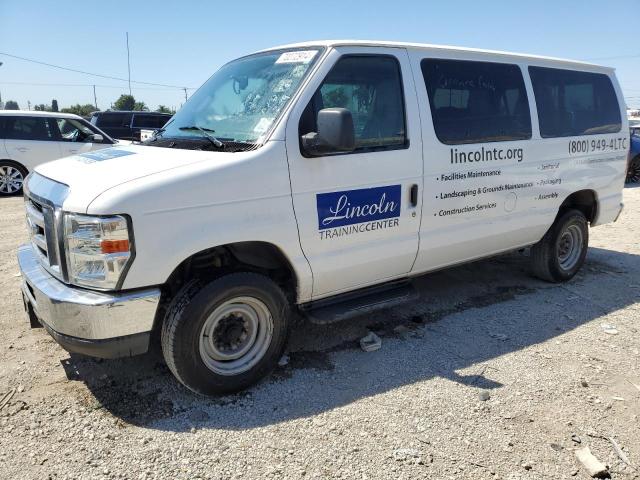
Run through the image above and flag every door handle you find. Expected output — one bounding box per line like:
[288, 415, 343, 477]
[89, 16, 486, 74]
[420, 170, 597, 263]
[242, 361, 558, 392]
[410, 184, 419, 207]
[16, 147, 28, 152]
[68, 149, 78, 153]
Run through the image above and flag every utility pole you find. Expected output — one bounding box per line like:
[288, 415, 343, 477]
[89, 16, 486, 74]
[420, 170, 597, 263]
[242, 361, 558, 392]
[126, 32, 132, 96]
[27, 100, 31, 111]
[93, 85, 98, 109]
[0, 63, 4, 109]
[183, 87, 188, 102]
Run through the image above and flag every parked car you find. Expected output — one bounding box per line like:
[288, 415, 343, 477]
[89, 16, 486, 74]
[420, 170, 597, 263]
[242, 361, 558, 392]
[18, 41, 628, 396]
[90, 111, 172, 141]
[0, 111, 119, 196]
[627, 126, 640, 183]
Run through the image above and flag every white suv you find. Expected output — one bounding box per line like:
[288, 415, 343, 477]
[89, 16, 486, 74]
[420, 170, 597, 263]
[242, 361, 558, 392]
[0, 111, 118, 196]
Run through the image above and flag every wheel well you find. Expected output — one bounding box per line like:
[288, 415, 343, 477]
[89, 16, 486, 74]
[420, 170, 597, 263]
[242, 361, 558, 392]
[0, 159, 28, 173]
[155, 242, 298, 330]
[558, 189, 597, 223]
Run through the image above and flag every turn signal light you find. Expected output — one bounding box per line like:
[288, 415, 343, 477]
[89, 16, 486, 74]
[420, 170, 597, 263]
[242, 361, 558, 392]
[101, 239, 130, 254]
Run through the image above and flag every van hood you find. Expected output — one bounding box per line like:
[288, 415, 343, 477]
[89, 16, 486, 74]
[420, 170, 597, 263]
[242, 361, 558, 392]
[34, 144, 236, 212]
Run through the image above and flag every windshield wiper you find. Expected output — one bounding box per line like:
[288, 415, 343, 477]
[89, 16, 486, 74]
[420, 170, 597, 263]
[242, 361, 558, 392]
[179, 125, 224, 148]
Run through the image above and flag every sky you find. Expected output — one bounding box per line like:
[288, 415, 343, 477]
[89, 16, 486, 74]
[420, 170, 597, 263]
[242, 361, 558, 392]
[1, 0, 639, 111]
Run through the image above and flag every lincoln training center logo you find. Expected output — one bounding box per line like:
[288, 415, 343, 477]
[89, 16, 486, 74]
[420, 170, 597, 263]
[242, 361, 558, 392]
[316, 185, 401, 240]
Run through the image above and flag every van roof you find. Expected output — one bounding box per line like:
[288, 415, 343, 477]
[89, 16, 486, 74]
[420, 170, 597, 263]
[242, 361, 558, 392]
[92, 111, 172, 115]
[258, 40, 612, 71]
[0, 110, 84, 118]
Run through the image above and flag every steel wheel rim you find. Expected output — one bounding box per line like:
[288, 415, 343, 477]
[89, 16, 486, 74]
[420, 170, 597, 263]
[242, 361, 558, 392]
[0, 166, 24, 194]
[557, 224, 583, 271]
[627, 160, 640, 184]
[199, 296, 273, 376]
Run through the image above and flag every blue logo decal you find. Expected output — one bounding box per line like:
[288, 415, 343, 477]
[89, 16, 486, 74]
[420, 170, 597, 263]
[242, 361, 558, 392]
[78, 149, 135, 163]
[317, 185, 401, 230]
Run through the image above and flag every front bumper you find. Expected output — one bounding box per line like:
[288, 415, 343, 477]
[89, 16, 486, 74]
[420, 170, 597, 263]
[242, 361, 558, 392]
[18, 243, 161, 358]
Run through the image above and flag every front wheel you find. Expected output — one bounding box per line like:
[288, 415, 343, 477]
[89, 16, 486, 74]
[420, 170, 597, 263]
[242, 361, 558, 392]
[0, 161, 28, 196]
[161, 272, 291, 395]
[531, 209, 588, 282]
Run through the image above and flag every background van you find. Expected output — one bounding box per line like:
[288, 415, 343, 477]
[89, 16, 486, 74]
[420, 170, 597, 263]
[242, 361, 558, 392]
[90, 110, 172, 141]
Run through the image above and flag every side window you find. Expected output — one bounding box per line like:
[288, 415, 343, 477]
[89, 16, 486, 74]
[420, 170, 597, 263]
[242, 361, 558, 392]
[98, 113, 128, 128]
[421, 59, 532, 145]
[299, 55, 407, 151]
[132, 114, 153, 128]
[528, 67, 621, 137]
[3, 116, 55, 141]
[156, 116, 170, 128]
[55, 118, 95, 142]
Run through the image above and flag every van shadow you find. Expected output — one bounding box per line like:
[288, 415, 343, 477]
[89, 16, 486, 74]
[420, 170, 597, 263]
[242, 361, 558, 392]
[61, 246, 640, 431]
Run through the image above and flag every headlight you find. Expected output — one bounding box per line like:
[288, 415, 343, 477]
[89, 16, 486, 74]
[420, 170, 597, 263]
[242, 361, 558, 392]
[63, 213, 133, 290]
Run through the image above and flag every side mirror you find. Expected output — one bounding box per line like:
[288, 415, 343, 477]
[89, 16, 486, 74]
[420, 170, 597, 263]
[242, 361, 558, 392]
[88, 133, 104, 143]
[301, 108, 355, 156]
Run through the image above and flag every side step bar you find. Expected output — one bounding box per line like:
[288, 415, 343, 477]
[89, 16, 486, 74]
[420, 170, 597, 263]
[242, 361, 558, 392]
[300, 280, 419, 325]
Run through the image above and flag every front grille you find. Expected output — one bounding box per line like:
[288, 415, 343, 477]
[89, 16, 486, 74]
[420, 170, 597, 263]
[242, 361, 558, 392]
[23, 173, 70, 282]
[25, 195, 62, 279]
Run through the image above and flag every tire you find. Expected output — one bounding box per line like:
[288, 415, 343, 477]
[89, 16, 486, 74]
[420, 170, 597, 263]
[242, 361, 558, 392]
[0, 161, 28, 197]
[161, 272, 290, 395]
[531, 209, 588, 282]
[626, 156, 640, 184]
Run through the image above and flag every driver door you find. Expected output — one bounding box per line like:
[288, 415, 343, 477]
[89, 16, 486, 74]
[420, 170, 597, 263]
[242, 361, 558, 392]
[285, 47, 423, 299]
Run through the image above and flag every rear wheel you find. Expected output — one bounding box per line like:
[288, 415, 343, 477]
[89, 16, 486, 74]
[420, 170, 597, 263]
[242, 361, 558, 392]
[531, 209, 588, 282]
[0, 161, 27, 196]
[626, 156, 640, 184]
[161, 272, 290, 395]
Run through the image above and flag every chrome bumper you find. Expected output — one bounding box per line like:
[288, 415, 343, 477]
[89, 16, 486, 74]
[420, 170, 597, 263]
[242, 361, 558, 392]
[18, 243, 160, 341]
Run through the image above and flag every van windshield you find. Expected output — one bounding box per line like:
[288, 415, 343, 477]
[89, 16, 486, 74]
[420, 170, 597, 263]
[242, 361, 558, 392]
[161, 49, 321, 145]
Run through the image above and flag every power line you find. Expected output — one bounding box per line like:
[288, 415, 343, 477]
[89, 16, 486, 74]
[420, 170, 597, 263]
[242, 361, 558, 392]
[0, 51, 194, 89]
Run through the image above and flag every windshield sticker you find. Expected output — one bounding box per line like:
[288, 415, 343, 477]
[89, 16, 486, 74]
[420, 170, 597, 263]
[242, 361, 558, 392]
[253, 117, 274, 133]
[316, 185, 401, 239]
[77, 149, 136, 163]
[275, 50, 317, 64]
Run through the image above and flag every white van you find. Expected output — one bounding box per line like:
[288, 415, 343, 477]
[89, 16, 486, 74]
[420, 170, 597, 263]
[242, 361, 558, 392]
[17, 41, 628, 395]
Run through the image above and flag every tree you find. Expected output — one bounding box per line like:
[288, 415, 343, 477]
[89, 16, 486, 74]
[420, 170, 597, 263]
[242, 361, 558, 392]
[60, 104, 96, 117]
[51, 99, 59, 112]
[113, 94, 135, 110]
[113, 94, 149, 111]
[156, 105, 174, 114]
[133, 101, 148, 112]
[4, 100, 19, 110]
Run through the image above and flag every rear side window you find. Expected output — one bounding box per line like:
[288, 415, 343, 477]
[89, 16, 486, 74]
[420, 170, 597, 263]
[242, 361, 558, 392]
[421, 59, 532, 145]
[97, 113, 129, 128]
[299, 55, 407, 152]
[528, 67, 621, 137]
[2, 116, 55, 141]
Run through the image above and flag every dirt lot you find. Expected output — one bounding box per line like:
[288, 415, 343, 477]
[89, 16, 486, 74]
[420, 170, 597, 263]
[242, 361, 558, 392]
[0, 187, 639, 480]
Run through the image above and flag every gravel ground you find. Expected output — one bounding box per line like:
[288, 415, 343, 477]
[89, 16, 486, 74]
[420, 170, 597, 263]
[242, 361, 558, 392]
[0, 187, 639, 480]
